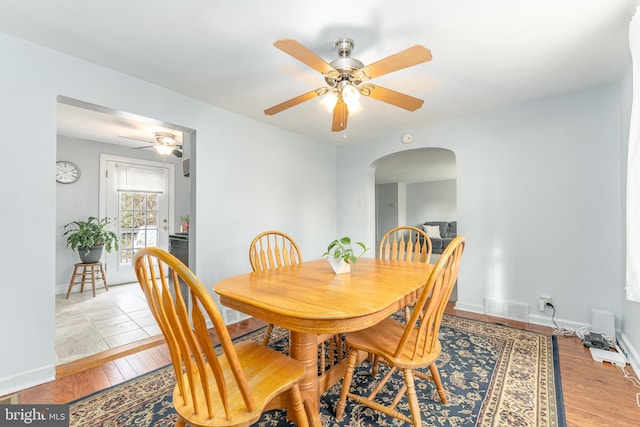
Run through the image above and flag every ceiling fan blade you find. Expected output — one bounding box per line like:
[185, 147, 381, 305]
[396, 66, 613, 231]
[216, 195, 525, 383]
[273, 39, 336, 75]
[361, 84, 424, 111]
[172, 149, 182, 158]
[354, 45, 432, 81]
[131, 145, 153, 150]
[264, 88, 326, 115]
[119, 135, 153, 143]
[332, 99, 348, 132]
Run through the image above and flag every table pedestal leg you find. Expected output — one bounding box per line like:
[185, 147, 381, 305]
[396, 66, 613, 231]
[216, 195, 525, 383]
[289, 330, 321, 427]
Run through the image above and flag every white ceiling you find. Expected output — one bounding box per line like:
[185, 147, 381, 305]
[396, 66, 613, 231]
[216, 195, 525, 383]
[1, 0, 637, 180]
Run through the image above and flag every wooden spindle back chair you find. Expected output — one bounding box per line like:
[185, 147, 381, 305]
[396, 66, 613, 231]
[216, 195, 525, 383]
[379, 225, 432, 263]
[249, 231, 302, 346]
[249, 230, 302, 272]
[379, 225, 433, 321]
[336, 236, 465, 427]
[134, 247, 308, 427]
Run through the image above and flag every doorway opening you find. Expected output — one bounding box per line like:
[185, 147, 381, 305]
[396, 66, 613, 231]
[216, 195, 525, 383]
[55, 96, 194, 365]
[373, 147, 457, 297]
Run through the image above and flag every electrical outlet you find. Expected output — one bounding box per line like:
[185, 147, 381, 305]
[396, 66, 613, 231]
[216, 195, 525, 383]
[539, 294, 552, 312]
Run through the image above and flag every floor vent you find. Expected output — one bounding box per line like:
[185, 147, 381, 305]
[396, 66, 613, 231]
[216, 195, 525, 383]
[484, 298, 529, 322]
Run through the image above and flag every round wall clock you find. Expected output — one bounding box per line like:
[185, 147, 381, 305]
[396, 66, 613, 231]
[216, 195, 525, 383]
[56, 161, 81, 184]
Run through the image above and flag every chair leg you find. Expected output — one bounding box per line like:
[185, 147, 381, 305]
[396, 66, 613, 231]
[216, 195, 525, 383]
[175, 414, 187, 427]
[403, 368, 423, 427]
[334, 334, 344, 361]
[290, 383, 309, 427]
[429, 363, 448, 404]
[319, 341, 326, 372]
[371, 355, 380, 376]
[262, 323, 274, 346]
[335, 349, 359, 420]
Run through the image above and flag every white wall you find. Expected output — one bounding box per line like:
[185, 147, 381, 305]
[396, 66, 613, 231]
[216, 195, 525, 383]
[56, 136, 189, 289]
[337, 83, 623, 331]
[0, 32, 336, 395]
[406, 179, 457, 226]
[376, 183, 399, 241]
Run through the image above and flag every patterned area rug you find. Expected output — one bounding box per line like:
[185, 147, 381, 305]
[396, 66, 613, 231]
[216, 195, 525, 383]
[69, 315, 566, 426]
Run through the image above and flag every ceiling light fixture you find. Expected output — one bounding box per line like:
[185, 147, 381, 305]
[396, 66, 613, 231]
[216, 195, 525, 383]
[321, 81, 362, 114]
[152, 132, 178, 156]
[265, 37, 430, 132]
[154, 144, 174, 155]
[321, 90, 338, 112]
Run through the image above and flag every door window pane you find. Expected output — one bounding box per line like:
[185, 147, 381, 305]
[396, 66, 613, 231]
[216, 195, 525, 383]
[118, 191, 160, 266]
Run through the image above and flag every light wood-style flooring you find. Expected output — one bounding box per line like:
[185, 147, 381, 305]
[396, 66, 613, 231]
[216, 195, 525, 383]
[13, 304, 640, 426]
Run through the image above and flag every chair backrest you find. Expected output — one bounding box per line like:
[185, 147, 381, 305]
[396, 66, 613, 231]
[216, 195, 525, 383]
[394, 236, 465, 360]
[134, 247, 255, 421]
[249, 230, 302, 271]
[379, 226, 433, 263]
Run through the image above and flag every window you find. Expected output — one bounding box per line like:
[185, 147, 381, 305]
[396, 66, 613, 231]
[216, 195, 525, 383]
[626, 7, 640, 302]
[118, 191, 160, 265]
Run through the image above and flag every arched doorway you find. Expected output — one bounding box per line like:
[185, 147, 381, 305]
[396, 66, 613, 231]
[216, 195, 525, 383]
[373, 147, 457, 297]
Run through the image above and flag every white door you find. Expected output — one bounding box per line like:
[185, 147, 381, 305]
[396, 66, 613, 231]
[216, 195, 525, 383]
[101, 156, 174, 284]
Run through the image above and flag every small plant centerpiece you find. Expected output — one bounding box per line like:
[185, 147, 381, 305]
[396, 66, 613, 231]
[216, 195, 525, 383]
[323, 236, 369, 274]
[64, 216, 119, 263]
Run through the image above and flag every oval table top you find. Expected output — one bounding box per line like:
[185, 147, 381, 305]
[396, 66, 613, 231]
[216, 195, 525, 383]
[214, 257, 433, 334]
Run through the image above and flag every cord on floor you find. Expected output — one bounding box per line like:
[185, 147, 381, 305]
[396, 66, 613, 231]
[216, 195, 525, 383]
[547, 303, 640, 408]
[620, 365, 640, 408]
[547, 303, 589, 339]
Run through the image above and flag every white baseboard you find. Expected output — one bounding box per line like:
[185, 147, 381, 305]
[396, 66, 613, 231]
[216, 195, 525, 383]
[55, 283, 68, 295]
[453, 301, 484, 314]
[484, 298, 529, 322]
[0, 364, 56, 397]
[528, 314, 590, 333]
[618, 332, 640, 376]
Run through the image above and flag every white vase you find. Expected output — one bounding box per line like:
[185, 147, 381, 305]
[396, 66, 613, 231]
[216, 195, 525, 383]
[328, 257, 351, 274]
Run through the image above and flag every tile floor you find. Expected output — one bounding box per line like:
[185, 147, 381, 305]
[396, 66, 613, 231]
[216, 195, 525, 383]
[55, 282, 161, 365]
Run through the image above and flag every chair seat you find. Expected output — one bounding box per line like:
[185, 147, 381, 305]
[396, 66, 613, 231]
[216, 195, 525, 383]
[346, 317, 441, 369]
[174, 341, 306, 427]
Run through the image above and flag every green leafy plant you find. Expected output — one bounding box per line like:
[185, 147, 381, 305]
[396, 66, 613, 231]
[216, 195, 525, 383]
[64, 216, 119, 255]
[323, 237, 369, 265]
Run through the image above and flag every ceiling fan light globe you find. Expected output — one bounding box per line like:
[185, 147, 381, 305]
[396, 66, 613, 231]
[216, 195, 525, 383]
[346, 100, 362, 114]
[154, 144, 174, 155]
[342, 84, 360, 103]
[321, 91, 338, 112]
[154, 132, 177, 145]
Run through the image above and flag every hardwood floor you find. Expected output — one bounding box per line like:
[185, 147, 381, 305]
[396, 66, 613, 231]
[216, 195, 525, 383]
[12, 305, 640, 426]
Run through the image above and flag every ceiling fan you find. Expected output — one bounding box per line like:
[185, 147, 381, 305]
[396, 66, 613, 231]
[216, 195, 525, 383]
[119, 132, 183, 157]
[264, 38, 432, 132]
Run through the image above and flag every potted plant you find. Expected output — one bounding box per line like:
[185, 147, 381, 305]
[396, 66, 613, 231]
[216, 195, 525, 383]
[180, 215, 189, 233]
[323, 237, 369, 274]
[64, 216, 119, 263]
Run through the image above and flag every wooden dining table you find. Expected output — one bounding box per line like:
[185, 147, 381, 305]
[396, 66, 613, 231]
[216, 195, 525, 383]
[213, 257, 432, 426]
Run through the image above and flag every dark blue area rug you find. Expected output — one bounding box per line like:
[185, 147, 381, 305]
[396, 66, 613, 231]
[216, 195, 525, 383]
[69, 315, 566, 426]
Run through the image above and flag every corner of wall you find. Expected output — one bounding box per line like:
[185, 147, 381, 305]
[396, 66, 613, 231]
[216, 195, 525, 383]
[0, 364, 56, 397]
[619, 332, 640, 378]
